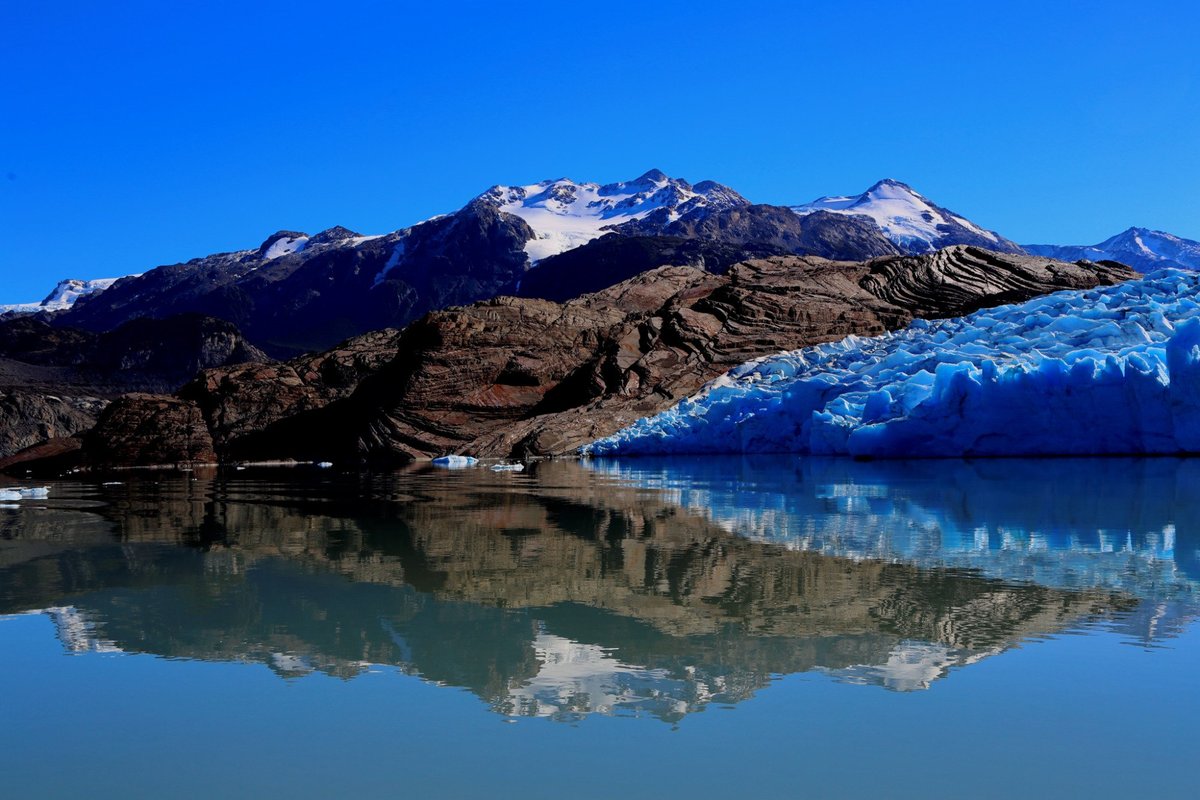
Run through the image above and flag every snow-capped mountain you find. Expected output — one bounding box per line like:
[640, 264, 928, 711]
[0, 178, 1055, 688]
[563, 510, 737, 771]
[6, 169, 1189, 356]
[479, 169, 749, 262]
[1024, 227, 1200, 272]
[0, 276, 130, 315]
[790, 179, 1023, 255]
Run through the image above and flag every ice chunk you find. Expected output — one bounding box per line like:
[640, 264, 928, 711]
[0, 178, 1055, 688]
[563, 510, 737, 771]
[432, 455, 479, 468]
[586, 269, 1200, 458]
[17, 487, 49, 499]
[0, 489, 22, 501]
[490, 463, 525, 472]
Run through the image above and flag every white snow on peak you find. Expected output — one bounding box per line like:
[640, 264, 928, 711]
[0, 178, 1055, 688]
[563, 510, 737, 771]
[481, 171, 746, 263]
[262, 234, 309, 260]
[790, 179, 999, 251]
[0, 276, 130, 314]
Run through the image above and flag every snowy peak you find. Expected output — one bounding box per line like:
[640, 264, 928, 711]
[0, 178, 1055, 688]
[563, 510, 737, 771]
[0, 276, 128, 315]
[1025, 227, 1200, 271]
[480, 171, 749, 262]
[790, 179, 1021, 255]
[259, 230, 309, 260]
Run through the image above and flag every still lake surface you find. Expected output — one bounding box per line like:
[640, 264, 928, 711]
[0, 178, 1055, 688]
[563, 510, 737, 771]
[2, 456, 1197, 799]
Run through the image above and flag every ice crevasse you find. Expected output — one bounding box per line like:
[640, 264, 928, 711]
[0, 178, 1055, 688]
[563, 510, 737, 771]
[584, 269, 1200, 458]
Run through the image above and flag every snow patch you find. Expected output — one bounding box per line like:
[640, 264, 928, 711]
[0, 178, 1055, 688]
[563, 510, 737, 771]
[262, 235, 309, 260]
[483, 171, 746, 263]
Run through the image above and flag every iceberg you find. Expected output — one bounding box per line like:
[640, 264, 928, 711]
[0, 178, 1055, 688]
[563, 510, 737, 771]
[432, 455, 479, 468]
[585, 270, 1200, 458]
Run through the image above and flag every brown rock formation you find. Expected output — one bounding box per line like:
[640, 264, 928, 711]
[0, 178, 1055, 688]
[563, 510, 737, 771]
[55, 247, 1138, 468]
[86, 394, 216, 466]
[276, 247, 1133, 462]
[178, 327, 402, 450]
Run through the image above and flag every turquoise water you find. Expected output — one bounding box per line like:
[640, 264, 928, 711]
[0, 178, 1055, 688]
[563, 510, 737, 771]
[1, 458, 1197, 798]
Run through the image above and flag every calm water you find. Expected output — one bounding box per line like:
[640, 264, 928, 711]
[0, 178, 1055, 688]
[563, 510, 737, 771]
[1, 457, 1197, 799]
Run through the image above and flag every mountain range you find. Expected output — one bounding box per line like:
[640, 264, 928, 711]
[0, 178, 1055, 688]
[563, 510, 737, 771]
[6, 171, 1193, 356]
[0, 169, 1190, 469]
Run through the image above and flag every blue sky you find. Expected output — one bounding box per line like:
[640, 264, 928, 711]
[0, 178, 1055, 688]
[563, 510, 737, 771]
[2, 0, 1197, 302]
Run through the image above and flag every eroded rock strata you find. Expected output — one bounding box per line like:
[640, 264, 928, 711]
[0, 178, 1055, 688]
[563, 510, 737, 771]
[58, 246, 1134, 468]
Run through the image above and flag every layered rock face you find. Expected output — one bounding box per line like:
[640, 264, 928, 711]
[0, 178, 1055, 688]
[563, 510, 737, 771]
[85, 394, 217, 466]
[0, 391, 104, 458]
[146, 246, 1133, 466]
[0, 313, 269, 459]
[178, 328, 403, 451]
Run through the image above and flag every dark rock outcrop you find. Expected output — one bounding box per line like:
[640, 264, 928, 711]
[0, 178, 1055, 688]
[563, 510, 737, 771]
[516, 236, 789, 302]
[85, 394, 216, 466]
[0, 313, 269, 393]
[662, 206, 901, 260]
[0, 391, 104, 458]
[0, 313, 270, 458]
[178, 328, 403, 450]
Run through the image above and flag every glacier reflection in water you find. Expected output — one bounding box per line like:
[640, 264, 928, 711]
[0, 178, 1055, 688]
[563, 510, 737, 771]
[587, 456, 1200, 602]
[0, 457, 1196, 726]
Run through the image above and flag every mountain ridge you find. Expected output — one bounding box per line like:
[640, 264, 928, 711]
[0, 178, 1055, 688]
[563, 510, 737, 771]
[1024, 227, 1200, 272]
[2, 171, 1191, 357]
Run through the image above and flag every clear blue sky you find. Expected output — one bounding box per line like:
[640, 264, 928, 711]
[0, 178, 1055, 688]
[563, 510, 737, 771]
[2, 0, 1197, 302]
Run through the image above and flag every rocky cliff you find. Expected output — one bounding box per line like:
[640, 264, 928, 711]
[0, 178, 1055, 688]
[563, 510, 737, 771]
[0, 313, 269, 459]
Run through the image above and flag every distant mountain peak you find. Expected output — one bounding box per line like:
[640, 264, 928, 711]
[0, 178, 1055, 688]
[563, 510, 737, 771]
[634, 168, 670, 184]
[791, 179, 1021, 255]
[478, 171, 749, 262]
[1026, 227, 1200, 271]
[307, 226, 362, 246]
[865, 177, 918, 194]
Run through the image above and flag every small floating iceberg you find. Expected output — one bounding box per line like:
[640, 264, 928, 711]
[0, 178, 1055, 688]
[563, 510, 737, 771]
[490, 463, 525, 472]
[18, 487, 49, 499]
[586, 269, 1200, 458]
[432, 455, 479, 468]
[315, 461, 334, 469]
[0, 490, 22, 502]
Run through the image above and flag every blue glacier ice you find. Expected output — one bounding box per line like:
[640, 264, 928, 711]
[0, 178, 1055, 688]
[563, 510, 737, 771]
[585, 270, 1200, 458]
[432, 455, 479, 468]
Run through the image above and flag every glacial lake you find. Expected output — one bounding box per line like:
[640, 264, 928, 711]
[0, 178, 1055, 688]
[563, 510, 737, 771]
[1, 457, 1197, 799]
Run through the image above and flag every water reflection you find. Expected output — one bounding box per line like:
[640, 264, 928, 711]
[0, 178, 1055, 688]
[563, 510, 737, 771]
[0, 457, 1196, 721]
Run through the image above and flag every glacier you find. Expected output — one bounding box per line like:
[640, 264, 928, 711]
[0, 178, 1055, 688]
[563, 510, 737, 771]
[585, 269, 1200, 458]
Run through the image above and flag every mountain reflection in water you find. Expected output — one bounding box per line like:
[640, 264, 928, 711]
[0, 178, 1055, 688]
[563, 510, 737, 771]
[0, 457, 1196, 722]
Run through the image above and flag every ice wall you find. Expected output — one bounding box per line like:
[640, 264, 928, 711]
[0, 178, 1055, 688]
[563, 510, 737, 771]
[585, 270, 1200, 458]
